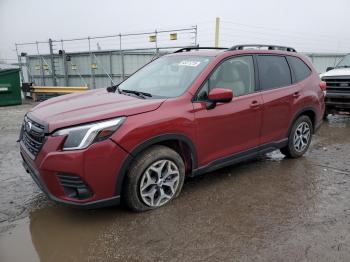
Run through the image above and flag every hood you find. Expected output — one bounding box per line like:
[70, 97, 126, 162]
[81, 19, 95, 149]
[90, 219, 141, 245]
[320, 68, 350, 78]
[29, 89, 165, 132]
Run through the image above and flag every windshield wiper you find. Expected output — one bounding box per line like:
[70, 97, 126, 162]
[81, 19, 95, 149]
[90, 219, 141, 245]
[120, 89, 152, 98]
[336, 65, 350, 68]
[106, 85, 152, 98]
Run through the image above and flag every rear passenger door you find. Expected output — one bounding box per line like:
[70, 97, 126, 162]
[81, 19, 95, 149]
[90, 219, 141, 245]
[257, 55, 297, 144]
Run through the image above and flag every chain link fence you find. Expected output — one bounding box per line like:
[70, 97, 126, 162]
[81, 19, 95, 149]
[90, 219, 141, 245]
[15, 26, 198, 88]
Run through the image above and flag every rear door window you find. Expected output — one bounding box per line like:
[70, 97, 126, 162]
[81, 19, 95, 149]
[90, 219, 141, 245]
[257, 55, 292, 90]
[286, 56, 311, 83]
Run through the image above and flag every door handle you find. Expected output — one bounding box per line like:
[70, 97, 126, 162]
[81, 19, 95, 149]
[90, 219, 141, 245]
[250, 100, 260, 108]
[293, 91, 300, 98]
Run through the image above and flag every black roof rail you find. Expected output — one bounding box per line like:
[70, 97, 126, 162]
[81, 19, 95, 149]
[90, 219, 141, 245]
[228, 44, 297, 52]
[174, 46, 228, 53]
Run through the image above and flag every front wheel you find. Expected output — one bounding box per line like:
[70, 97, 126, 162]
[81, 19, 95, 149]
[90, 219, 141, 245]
[123, 145, 185, 212]
[280, 115, 313, 158]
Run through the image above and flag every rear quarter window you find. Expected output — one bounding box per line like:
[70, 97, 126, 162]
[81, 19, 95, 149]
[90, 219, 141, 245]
[286, 56, 312, 83]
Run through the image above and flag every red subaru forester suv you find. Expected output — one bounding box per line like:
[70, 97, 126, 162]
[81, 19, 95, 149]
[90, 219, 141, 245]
[20, 45, 325, 211]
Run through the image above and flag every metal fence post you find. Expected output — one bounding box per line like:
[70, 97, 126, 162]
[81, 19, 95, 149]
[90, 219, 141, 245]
[26, 56, 33, 83]
[109, 51, 113, 86]
[88, 37, 96, 89]
[48, 38, 57, 86]
[61, 43, 69, 86]
[36, 41, 45, 86]
[15, 44, 25, 83]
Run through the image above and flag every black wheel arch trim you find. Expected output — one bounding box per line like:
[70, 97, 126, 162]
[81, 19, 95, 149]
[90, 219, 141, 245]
[288, 107, 318, 135]
[114, 133, 198, 196]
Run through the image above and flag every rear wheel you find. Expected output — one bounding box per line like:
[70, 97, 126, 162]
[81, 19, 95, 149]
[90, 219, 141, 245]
[123, 145, 185, 212]
[280, 115, 313, 158]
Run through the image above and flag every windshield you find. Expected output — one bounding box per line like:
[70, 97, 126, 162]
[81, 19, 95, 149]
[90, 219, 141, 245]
[336, 54, 350, 68]
[118, 55, 212, 98]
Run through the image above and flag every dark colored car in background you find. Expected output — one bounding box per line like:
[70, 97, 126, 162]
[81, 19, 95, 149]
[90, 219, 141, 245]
[20, 44, 325, 211]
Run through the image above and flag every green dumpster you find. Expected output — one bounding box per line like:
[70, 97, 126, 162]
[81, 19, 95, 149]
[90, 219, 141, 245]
[0, 68, 22, 106]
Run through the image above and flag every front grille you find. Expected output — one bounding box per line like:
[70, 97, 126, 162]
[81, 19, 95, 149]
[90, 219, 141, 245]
[326, 97, 350, 104]
[21, 116, 46, 158]
[323, 76, 350, 93]
[57, 173, 92, 199]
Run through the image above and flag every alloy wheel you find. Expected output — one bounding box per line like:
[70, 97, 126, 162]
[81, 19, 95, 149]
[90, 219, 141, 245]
[139, 159, 180, 207]
[293, 122, 311, 152]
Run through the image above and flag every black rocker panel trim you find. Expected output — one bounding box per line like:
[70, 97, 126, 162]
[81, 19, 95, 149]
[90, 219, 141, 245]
[191, 138, 288, 177]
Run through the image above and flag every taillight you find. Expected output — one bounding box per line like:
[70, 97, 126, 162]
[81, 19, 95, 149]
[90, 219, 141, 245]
[320, 81, 327, 91]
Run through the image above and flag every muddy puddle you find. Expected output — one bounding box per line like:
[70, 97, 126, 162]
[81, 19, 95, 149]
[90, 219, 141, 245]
[1, 104, 349, 261]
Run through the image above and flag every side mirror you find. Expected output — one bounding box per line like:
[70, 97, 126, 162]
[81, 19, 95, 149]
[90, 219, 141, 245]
[326, 67, 334, 72]
[206, 88, 233, 109]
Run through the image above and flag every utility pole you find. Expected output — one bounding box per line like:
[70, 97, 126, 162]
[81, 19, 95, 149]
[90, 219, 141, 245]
[155, 29, 158, 55]
[194, 25, 198, 46]
[215, 17, 220, 47]
[119, 34, 125, 80]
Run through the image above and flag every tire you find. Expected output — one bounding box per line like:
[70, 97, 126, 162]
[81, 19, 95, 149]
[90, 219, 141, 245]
[280, 115, 313, 158]
[123, 145, 185, 212]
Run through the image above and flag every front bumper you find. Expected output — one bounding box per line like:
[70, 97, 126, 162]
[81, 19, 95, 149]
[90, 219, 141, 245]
[20, 135, 129, 209]
[325, 93, 350, 111]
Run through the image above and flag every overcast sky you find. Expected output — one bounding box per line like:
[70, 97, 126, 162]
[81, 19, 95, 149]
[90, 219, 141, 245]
[1, 0, 350, 61]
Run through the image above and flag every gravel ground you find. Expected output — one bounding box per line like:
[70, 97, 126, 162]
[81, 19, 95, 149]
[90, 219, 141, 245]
[0, 102, 349, 262]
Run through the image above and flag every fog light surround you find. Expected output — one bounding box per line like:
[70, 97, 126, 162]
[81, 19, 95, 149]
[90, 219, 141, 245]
[57, 173, 92, 200]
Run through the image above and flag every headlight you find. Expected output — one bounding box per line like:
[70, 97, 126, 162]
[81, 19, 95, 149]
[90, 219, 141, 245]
[53, 117, 126, 150]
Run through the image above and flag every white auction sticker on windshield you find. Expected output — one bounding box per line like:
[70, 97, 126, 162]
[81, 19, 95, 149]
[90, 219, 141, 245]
[178, 60, 201, 67]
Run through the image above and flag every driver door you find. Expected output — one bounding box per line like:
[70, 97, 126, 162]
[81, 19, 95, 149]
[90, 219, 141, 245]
[193, 55, 263, 167]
